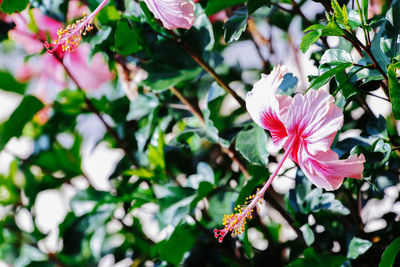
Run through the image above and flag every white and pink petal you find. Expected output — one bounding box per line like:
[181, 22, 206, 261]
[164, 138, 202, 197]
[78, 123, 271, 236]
[285, 89, 343, 155]
[143, 0, 196, 30]
[297, 148, 365, 191]
[245, 66, 291, 146]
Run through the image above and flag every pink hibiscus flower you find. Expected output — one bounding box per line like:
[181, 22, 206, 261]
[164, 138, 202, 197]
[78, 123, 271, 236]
[9, 6, 112, 92]
[143, 0, 196, 30]
[214, 66, 365, 243]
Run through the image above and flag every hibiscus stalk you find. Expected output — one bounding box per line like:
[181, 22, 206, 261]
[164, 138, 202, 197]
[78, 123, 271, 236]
[214, 65, 365, 243]
[167, 86, 306, 243]
[214, 137, 297, 243]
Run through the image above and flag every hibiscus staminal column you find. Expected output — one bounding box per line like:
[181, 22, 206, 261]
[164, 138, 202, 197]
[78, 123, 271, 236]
[214, 137, 297, 243]
[44, 0, 109, 54]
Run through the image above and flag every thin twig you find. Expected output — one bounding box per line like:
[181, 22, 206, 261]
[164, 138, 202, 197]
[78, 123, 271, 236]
[169, 32, 247, 110]
[52, 53, 138, 167]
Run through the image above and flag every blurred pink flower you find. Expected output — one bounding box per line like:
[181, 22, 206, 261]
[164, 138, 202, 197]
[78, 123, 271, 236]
[143, 0, 195, 29]
[194, 0, 228, 23]
[214, 66, 365, 243]
[45, 0, 109, 53]
[9, 7, 112, 93]
[67, 0, 90, 22]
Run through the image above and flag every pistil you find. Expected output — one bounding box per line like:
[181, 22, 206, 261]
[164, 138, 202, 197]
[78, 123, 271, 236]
[214, 136, 297, 243]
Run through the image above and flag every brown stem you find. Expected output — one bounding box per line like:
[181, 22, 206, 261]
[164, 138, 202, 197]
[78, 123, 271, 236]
[271, 1, 330, 48]
[247, 17, 271, 72]
[357, 187, 364, 233]
[169, 87, 204, 122]
[170, 33, 247, 110]
[355, 96, 376, 119]
[342, 32, 390, 99]
[52, 53, 138, 167]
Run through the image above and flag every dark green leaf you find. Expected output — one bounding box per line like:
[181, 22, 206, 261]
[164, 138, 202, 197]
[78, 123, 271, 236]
[309, 62, 352, 89]
[0, 95, 43, 150]
[0, 0, 29, 14]
[158, 224, 196, 265]
[224, 6, 248, 43]
[288, 247, 346, 267]
[388, 62, 400, 119]
[115, 19, 143, 56]
[379, 237, 400, 267]
[248, 0, 270, 14]
[0, 71, 27, 94]
[205, 0, 247, 16]
[142, 65, 202, 91]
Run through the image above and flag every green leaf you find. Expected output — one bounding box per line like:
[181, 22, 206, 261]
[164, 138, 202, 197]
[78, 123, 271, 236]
[0, 0, 29, 14]
[347, 237, 372, 260]
[224, 6, 248, 43]
[320, 49, 353, 67]
[54, 89, 86, 115]
[379, 237, 400, 267]
[361, 0, 368, 22]
[388, 62, 400, 119]
[142, 65, 202, 91]
[309, 62, 352, 89]
[154, 185, 196, 228]
[288, 247, 346, 267]
[335, 70, 359, 99]
[115, 18, 143, 56]
[0, 95, 44, 150]
[321, 21, 345, 36]
[331, 0, 347, 26]
[148, 131, 165, 170]
[70, 188, 112, 216]
[300, 29, 322, 53]
[208, 191, 238, 225]
[371, 139, 392, 168]
[32, 134, 83, 178]
[300, 224, 315, 246]
[187, 162, 215, 189]
[235, 125, 269, 166]
[158, 224, 196, 265]
[123, 168, 154, 179]
[0, 71, 27, 94]
[126, 94, 159, 121]
[205, 0, 247, 16]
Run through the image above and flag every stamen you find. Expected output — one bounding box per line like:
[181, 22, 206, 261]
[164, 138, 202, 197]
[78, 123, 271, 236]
[214, 137, 297, 243]
[45, 0, 109, 54]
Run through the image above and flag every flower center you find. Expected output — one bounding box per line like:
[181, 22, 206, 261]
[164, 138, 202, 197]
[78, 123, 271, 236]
[44, 0, 109, 54]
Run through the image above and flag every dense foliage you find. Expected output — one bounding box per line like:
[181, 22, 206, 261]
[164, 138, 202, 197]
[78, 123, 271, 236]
[0, 0, 400, 266]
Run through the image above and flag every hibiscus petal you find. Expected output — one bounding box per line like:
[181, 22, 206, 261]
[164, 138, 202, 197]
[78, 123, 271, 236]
[63, 43, 113, 90]
[298, 148, 365, 190]
[143, 0, 196, 30]
[245, 66, 291, 146]
[285, 89, 343, 155]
